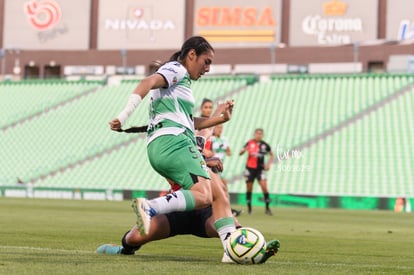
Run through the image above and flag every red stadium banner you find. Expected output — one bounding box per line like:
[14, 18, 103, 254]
[3, 0, 91, 50]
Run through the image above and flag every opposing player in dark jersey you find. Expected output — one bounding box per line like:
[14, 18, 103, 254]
[96, 160, 280, 264]
[239, 128, 274, 215]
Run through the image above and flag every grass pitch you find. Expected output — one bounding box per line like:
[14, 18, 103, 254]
[0, 198, 413, 274]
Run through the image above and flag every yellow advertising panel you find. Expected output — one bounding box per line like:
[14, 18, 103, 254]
[193, 0, 282, 48]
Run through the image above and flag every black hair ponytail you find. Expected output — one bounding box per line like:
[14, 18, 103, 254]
[169, 50, 182, 62]
[169, 36, 214, 62]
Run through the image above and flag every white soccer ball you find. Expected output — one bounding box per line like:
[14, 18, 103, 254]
[226, 227, 267, 264]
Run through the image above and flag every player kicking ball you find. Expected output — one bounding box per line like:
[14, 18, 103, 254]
[97, 161, 280, 264]
[96, 205, 280, 264]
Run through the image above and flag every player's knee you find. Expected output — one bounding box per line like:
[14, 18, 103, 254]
[200, 192, 213, 206]
[218, 193, 230, 205]
[190, 177, 213, 207]
[192, 190, 212, 208]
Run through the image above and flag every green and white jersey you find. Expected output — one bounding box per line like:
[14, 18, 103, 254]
[147, 61, 195, 145]
[207, 136, 229, 162]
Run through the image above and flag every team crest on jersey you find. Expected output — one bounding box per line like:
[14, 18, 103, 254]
[172, 76, 178, 84]
[200, 160, 208, 172]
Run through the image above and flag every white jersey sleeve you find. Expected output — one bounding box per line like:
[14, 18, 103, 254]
[157, 61, 187, 88]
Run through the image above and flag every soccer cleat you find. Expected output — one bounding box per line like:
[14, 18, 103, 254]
[265, 208, 273, 216]
[221, 252, 236, 264]
[258, 239, 280, 264]
[232, 208, 242, 217]
[96, 244, 122, 255]
[132, 198, 152, 236]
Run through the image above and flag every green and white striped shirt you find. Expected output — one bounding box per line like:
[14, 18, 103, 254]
[147, 61, 195, 144]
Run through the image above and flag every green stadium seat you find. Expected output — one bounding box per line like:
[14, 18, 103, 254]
[1, 75, 413, 197]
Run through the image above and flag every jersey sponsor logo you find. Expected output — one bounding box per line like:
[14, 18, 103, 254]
[160, 67, 178, 74]
[200, 160, 208, 172]
[24, 0, 61, 31]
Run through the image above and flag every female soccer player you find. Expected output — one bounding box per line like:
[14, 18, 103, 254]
[205, 124, 232, 181]
[205, 124, 242, 217]
[96, 167, 280, 264]
[109, 36, 235, 253]
[200, 98, 214, 118]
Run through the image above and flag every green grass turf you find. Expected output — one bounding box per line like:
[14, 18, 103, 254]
[0, 198, 413, 274]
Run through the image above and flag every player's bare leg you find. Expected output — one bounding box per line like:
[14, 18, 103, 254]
[96, 215, 170, 255]
[208, 170, 236, 260]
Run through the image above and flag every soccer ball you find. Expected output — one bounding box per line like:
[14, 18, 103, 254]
[226, 227, 266, 264]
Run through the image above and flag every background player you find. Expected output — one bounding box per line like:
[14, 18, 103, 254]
[205, 124, 242, 217]
[239, 128, 274, 215]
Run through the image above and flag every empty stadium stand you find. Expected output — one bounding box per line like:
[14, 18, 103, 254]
[1, 74, 413, 199]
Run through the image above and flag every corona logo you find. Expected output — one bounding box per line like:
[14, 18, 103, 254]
[302, 0, 362, 45]
[24, 0, 61, 31]
[323, 0, 347, 16]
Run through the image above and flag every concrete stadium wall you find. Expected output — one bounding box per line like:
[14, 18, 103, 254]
[0, 0, 412, 77]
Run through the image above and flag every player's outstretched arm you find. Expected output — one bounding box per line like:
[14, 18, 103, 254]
[194, 100, 234, 130]
[109, 74, 166, 131]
